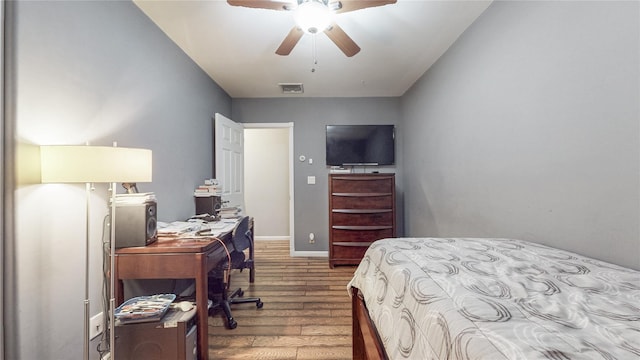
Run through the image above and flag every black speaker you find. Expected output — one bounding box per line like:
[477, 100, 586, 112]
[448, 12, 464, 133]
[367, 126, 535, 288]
[114, 201, 157, 248]
[195, 195, 222, 216]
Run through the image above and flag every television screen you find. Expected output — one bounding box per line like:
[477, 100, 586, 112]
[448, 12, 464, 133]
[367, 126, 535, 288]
[326, 125, 395, 166]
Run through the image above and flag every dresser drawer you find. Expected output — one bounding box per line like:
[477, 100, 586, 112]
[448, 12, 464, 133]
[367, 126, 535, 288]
[330, 176, 393, 193]
[331, 210, 393, 227]
[330, 243, 370, 261]
[331, 194, 393, 209]
[331, 227, 394, 243]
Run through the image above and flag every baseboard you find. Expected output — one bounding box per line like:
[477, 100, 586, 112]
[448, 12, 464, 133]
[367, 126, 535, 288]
[255, 236, 290, 241]
[252, 237, 327, 257]
[291, 250, 328, 257]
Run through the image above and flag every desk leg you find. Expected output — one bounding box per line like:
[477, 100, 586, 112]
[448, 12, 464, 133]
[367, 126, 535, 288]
[114, 256, 124, 305]
[249, 221, 256, 283]
[249, 243, 255, 283]
[195, 253, 209, 360]
[116, 280, 124, 305]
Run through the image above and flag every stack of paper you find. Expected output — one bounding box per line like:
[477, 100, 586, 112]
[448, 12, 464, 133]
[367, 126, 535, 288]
[218, 207, 241, 219]
[157, 221, 202, 236]
[194, 178, 222, 197]
[114, 192, 156, 204]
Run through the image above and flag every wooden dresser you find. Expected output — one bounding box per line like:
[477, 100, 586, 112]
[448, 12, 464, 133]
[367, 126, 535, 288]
[328, 173, 396, 268]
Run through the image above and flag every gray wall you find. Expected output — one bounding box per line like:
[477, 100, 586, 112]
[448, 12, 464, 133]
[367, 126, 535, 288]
[402, 1, 640, 270]
[6, 1, 638, 359]
[10, 1, 230, 359]
[232, 97, 403, 251]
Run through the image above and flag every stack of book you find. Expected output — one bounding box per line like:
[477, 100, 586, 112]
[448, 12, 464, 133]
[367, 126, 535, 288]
[194, 179, 222, 197]
[218, 206, 241, 219]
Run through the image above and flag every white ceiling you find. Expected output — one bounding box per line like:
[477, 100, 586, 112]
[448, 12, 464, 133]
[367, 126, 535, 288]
[133, 0, 492, 98]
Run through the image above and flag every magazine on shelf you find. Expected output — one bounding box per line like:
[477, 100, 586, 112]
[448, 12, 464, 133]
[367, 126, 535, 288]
[114, 294, 176, 324]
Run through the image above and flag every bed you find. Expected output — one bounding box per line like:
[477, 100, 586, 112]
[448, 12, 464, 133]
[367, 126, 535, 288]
[348, 237, 640, 360]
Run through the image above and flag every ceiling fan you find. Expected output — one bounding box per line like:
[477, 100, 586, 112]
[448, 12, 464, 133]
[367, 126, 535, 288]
[227, 0, 397, 57]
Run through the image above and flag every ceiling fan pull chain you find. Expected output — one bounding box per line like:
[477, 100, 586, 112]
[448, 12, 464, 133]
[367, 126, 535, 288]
[311, 34, 318, 72]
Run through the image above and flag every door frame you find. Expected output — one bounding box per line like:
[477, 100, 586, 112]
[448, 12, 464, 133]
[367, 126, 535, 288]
[243, 122, 295, 255]
[2, 1, 18, 357]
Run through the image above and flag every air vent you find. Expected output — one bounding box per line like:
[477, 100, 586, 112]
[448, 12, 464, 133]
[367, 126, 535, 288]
[279, 83, 304, 94]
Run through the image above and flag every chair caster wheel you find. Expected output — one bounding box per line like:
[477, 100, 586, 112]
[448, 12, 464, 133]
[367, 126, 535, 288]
[227, 318, 237, 329]
[256, 301, 264, 309]
[238, 290, 244, 297]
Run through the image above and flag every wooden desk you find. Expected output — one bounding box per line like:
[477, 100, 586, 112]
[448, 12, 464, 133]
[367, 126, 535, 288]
[115, 237, 229, 360]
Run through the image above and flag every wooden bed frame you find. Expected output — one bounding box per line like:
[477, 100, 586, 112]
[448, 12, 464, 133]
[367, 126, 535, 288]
[351, 286, 388, 360]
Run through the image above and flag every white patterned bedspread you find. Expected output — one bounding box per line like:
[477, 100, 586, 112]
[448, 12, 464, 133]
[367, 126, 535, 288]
[348, 238, 640, 359]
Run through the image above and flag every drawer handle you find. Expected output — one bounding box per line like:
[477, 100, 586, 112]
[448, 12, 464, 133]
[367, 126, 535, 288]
[332, 209, 391, 214]
[331, 176, 392, 181]
[332, 226, 392, 230]
[332, 192, 391, 197]
[333, 242, 373, 247]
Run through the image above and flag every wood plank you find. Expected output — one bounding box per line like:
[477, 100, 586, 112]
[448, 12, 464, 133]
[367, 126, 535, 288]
[301, 325, 352, 336]
[210, 316, 351, 327]
[208, 240, 355, 359]
[296, 346, 352, 360]
[209, 347, 298, 359]
[251, 335, 351, 347]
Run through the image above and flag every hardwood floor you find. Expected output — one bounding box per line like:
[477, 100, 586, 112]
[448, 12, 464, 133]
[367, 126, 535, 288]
[208, 240, 357, 360]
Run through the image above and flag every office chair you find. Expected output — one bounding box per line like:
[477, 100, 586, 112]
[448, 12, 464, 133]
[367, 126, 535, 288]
[208, 216, 263, 329]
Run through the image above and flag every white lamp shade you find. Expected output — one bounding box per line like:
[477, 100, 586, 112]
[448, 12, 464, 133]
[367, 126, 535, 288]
[294, 0, 333, 34]
[40, 145, 152, 183]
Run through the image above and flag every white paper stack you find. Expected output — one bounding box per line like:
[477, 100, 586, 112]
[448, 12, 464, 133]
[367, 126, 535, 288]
[114, 192, 156, 204]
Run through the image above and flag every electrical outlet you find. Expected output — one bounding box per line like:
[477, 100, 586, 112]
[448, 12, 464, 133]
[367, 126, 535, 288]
[309, 232, 315, 244]
[89, 312, 104, 340]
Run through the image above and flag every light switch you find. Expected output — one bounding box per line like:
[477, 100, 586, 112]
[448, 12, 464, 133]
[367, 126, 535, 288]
[308, 158, 313, 165]
[307, 176, 316, 185]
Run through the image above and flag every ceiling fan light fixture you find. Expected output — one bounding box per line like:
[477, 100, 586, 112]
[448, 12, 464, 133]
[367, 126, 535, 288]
[294, 0, 333, 34]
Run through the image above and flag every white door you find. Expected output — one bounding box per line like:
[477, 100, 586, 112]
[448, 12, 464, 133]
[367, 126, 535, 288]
[214, 113, 244, 211]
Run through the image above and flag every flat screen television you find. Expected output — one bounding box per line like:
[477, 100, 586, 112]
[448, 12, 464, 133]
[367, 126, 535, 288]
[326, 125, 395, 166]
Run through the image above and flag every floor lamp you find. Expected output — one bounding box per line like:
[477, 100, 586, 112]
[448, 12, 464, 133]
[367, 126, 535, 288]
[40, 145, 152, 360]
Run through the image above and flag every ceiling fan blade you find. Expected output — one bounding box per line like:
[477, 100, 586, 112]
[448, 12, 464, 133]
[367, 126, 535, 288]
[332, 0, 396, 14]
[227, 0, 294, 11]
[324, 22, 361, 57]
[276, 27, 304, 56]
